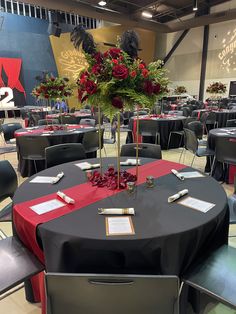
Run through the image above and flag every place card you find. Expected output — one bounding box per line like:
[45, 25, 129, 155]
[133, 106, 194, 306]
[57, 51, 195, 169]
[30, 176, 58, 184]
[105, 217, 135, 236]
[178, 197, 215, 213]
[177, 171, 205, 178]
[75, 162, 100, 170]
[30, 199, 65, 215]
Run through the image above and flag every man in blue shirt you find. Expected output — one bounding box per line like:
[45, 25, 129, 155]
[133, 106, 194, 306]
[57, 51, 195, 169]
[54, 98, 68, 112]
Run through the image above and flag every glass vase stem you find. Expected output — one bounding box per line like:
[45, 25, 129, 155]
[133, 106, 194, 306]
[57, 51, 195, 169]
[98, 104, 103, 175]
[117, 112, 121, 189]
[136, 110, 139, 180]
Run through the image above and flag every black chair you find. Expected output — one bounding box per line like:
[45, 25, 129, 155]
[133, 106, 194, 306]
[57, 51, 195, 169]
[17, 136, 50, 173]
[138, 120, 160, 145]
[183, 245, 236, 313]
[60, 115, 77, 124]
[70, 107, 75, 113]
[82, 129, 105, 156]
[45, 143, 86, 168]
[93, 112, 104, 125]
[167, 117, 197, 150]
[200, 112, 217, 133]
[226, 119, 236, 127]
[80, 118, 96, 127]
[121, 143, 162, 159]
[38, 119, 59, 126]
[1, 122, 22, 143]
[45, 273, 179, 314]
[133, 111, 148, 116]
[29, 113, 41, 126]
[180, 128, 214, 167]
[182, 107, 191, 117]
[211, 136, 236, 181]
[0, 160, 17, 222]
[0, 236, 44, 300]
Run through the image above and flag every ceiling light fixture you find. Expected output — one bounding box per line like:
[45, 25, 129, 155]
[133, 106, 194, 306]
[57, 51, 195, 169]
[142, 11, 153, 19]
[98, 1, 107, 6]
[193, 0, 198, 11]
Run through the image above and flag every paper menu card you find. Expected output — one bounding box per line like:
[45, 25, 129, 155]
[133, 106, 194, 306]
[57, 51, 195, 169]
[177, 171, 205, 178]
[30, 199, 65, 215]
[178, 197, 215, 213]
[106, 217, 135, 236]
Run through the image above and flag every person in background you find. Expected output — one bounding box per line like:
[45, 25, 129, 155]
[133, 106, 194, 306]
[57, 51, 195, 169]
[54, 98, 68, 112]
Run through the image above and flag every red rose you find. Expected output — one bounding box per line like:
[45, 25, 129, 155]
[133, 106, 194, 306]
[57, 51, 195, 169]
[130, 70, 137, 78]
[112, 59, 118, 64]
[143, 80, 154, 95]
[112, 65, 129, 79]
[59, 85, 64, 91]
[153, 84, 161, 94]
[112, 96, 123, 109]
[85, 80, 97, 95]
[79, 71, 89, 85]
[93, 52, 103, 64]
[78, 89, 88, 102]
[139, 64, 145, 69]
[104, 48, 122, 59]
[45, 94, 49, 99]
[142, 69, 149, 78]
[50, 77, 55, 82]
[92, 64, 102, 74]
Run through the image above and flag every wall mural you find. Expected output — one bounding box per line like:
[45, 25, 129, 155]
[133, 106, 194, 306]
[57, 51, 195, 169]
[58, 49, 88, 81]
[0, 57, 26, 108]
[218, 28, 236, 73]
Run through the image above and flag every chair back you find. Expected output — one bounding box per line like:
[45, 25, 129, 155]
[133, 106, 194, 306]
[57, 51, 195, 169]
[38, 119, 59, 126]
[183, 128, 198, 154]
[80, 118, 96, 127]
[70, 107, 75, 113]
[0, 237, 44, 296]
[45, 273, 179, 314]
[17, 136, 50, 160]
[82, 129, 104, 153]
[205, 112, 217, 124]
[45, 143, 86, 168]
[139, 120, 158, 136]
[60, 115, 77, 125]
[29, 113, 41, 126]
[121, 143, 162, 159]
[1, 123, 22, 141]
[93, 112, 104, 125]
[215, 136, 236, 165]
[0, 160, 17, 202]
[182, 107, 191, 117]
[187, 121, 203, 140]
[226, 119, 236, 127]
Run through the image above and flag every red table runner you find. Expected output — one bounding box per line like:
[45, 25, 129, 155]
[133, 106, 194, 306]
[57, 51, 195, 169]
[13, 160, 186, 263]
[15, 125, 93, 137]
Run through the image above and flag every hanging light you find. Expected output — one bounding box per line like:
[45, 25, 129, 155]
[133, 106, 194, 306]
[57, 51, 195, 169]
[98, 1, 107, 6]
[142, 11, 153, 18]
[193, 0, 198, 11]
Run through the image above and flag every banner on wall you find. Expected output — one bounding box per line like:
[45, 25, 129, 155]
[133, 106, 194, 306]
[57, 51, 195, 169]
[0, 57, 26, 108]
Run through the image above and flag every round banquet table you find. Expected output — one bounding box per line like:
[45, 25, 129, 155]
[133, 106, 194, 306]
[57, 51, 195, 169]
[205, 127, 236, 182]
[15, 124, 96, 177]
[46, 112, 92, 123]
[128, 115, 186, 149]
[13, 157, 229, 277]
[192, 109, 236, 127]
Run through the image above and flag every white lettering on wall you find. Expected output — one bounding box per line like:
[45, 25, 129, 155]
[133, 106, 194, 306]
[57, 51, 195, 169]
[218, 28, 236, 73]
[0, 87, 15, 108]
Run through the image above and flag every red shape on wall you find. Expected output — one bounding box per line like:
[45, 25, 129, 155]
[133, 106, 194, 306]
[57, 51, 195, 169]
[0, 57, 26, 97]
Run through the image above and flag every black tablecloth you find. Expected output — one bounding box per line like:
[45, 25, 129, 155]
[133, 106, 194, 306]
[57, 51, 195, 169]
[206, 127, 236, 181]
[16, 126, 96, 177]
[192, 110, 236, 128]
[128, 117, 186, 149]
[13, 158, 229, 277]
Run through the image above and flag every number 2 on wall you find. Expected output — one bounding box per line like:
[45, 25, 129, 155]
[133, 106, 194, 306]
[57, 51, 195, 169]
[0, 87, 15, 107]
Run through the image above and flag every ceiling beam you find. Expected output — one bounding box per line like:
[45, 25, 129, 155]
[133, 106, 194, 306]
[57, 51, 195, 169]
[24, 0, 169, 32]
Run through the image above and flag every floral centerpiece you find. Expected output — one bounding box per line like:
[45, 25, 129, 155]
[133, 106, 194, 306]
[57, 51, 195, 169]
[174, 86, 187, 95]
[32, 73, 74, 100]
[206, 82, 226, 94]
[70, 26, 169, 189]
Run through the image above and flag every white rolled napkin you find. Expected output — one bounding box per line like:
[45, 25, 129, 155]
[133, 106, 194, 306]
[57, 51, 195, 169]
[57, 191, 75, 204]
[98, 208, 135, 215]
[120, 159, 141, 166]
[171, 169, 184, 181]
[168, 189, 188, 203]
[52, 172, 64, 184]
